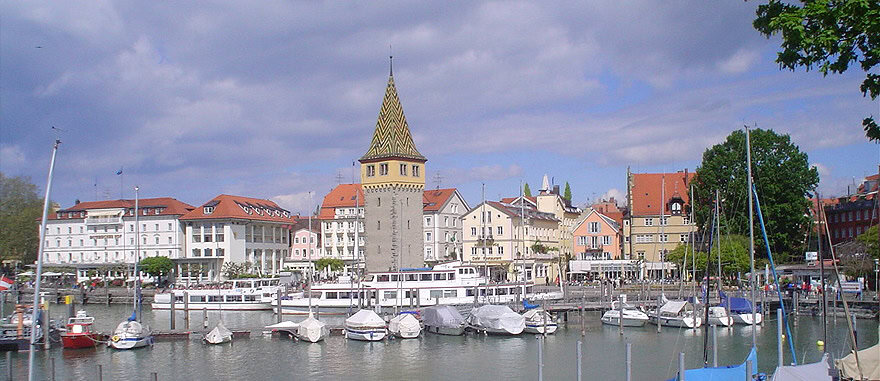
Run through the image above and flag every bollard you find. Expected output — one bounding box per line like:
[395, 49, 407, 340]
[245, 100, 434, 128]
[43, 296, 50, 349]
[276, 289, 283, 323]
[48, 357, 55, 381]
[536, 336, 544, 381]
[626, 342, 632, 381]
[203, 307, 208, 329]
[66, 295, 74, 319]
[712, 324, 718, 367]
[618, 295, 624, 335]
[777, 308, 783, 369]
[745, 360, 752, 380]
[576, 340, 582, 381]
[170, 294, 176, 330]
[184, 292, 190, 330]
[6, 351, 11, 381]
[97, 364, 103, 381]
[679, 352, 685, 381]
[760, 291, 765, 327]
[151, 372, 158, 381]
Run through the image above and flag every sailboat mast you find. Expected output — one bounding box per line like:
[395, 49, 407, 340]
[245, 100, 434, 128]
[308, 192, 313, 313]
[520, 181, 525, 300]
[27, 139, 60, 381]
[481, 183, 487, 303]
[716, 189, 722, 299]
[745, 125, 757, 348]
[816, 191, 826, 349]
[702, 194, 717, 366]
[134, 186, 140, 322]
[690, 185, 696, 302]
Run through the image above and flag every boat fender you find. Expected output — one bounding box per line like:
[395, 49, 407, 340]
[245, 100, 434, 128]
[111, 335, 120, 342]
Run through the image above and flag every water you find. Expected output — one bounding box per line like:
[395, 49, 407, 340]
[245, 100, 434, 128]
[2, 303, 877, 380]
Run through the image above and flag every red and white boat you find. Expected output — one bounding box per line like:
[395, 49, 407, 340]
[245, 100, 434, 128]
[61, 311, 103, 349]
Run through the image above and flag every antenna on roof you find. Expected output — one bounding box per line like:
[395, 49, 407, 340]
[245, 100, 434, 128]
[389, 45, 393, 76]
[433, 171, 443, 190]
[336, 171, 344, 185]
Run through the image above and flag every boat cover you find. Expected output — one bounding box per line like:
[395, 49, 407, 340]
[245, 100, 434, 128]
[666, 347, 757, 381]
[772, 354, 831, 381]
[469, 305, 524, 333]
[720, 292, 761, 314]
[296, 315, 328, 342]
[264, 321, 300, 330]
[389, 314, 420, 333]
[659, 300, 687, 315]
[522, 309, 550, 321]
[204, 322, 232, 344]
[422, 306, 465, 328]
[523, 299, 539, 309]
[114, 320, 146, 336]
[345, 309, 385, 328]
[836, 343, 880, 380]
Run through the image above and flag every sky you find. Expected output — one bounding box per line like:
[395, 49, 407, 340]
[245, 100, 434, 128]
[2, 1, 878, 215]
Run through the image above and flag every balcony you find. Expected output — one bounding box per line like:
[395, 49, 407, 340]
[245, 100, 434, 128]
[85, 216, 122, 226]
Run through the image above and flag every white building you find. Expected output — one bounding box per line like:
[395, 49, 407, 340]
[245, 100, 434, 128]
[42, 198, 195, 281]
[422, 188, 468, 263]
[317, 184, 365, 273]
[179, 195, 297, 282]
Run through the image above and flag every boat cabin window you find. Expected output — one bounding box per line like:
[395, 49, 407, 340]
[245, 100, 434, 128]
[429, 290, 443, 299]
[404, 290, 416, 298]
[208, 295, 222, 302]
[406, 274, 417, 281]
[444, 290, 456, 297]
[496, 288, 508, 295]
[420, 274, 432, 281]
[466, 289, 475, 296]
[338, 292, 351, 299]
[309, 292, 322, 299]
[174, 296, 184, 302]
[190, 295, 206, 303]
[225, 295, 242, 302]
[383, 291, 397, 299]
[366, 275, 376, 282]
[448, 273, 455, 280]
[378, 275, 390, 282]
[71, 325, 84, 333]
[433, 273, 445, 281]
[244, 295, 258, 302]
[326, 292, 338, 299]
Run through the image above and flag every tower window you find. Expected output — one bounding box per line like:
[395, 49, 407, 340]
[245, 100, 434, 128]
[367, 165, 376, 177]
[412, 165, 420, 177]
[379, 163, 388, 176]
[400, 164, 407, 176]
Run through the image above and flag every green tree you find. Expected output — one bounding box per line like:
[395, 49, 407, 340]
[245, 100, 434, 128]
[666, 235, 751, 281]
[524, 183, 532, 197]
[693, 129, 818, 261]
[314, 258, 344, 273]
[139, 256, 174, 285]
[0, 173, 44, 263]
[855, 225, 878, 260]
[754, 0, 880, 140]
[563, 182, 572, 201]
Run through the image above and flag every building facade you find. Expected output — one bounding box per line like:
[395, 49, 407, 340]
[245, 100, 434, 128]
[317, 184, 365, 272]
[359, 69, 426, 272]
[825, 169, 878, 245]
[572, 208, 622, 260]
[422, 188, 468, 264]
[289, 219, 321, 273]
[534, 175, 581, 264]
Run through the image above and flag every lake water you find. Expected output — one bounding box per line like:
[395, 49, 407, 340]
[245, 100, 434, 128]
[2, 303, 877, 380]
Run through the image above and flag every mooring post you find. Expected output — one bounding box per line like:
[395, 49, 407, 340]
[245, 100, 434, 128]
[537, 335, 544, 381]
[276, 288, 283, 323]
[203, 307, 208, 329]
[777, 308, 783, 369]
[184, 291, 190, 330]
[6, 351, 11, 381]
[760, 290, 765, 327]
[678, 352, 685, 381]
[618, 295, 624, 335]
[657, 296, 662, 333]
[66, 295, 74, 319]
[625, 342, 632, 381]
[170, 294, 176, 330]
[712, 324, 718, 367]
[48, 357, 55, 381]
[43, 296, 50, 349]
[576, 340, 583, 381]
[745, 360, 753, 381]
[851, 313, 857, 346]
[97, 364, 103, 381]
[151, 372, 158, 381]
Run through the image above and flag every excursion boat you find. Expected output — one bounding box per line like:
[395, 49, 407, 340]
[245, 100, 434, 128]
[60, 311, 103, 349]
[648, 300, 702, 328]
[467, 305, 525, 335]
[422, 305, 467, 336]
[152, 278, 284, 311]
[522, 309, 557, 334]
[108, 318, 153, 350]
[388, 312, 421, 339]
[275, 262, 563, 315]
[601, 301, 650, 327]
[344, 309, 386, 341]
[707, 306, 734, 327]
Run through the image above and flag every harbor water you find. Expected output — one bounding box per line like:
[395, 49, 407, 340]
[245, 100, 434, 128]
[2, 303, 877, 380]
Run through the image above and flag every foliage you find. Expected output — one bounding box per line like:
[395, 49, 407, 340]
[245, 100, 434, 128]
[139, 256, 173, 285]
[523, 183, 532, 197]
[531, 240, 550, 255]
[0, 173, 44, 263]
[666, 235, 752, 280]
[563, 182, 572, 201]
[693, 129, 818, 261]
[855, 225, 878, 260]
[754, 0, 880, 140]
[314, 258, 344, 273]
[222, 262, 250, 279]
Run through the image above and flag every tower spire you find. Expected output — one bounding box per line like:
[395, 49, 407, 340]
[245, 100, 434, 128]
[389, 45, 393, 76]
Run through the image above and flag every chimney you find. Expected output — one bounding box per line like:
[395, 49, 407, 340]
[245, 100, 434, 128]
[553, 185, 560, 195]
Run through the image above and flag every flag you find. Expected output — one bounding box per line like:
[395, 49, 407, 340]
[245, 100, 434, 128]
[0, 276, 13, 291]
[116, 168, 123, 175]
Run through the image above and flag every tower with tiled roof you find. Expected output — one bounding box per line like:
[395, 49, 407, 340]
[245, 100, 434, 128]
[359, 58, 426, 272]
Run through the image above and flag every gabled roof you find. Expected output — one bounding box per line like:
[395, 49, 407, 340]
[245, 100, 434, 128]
[630, 171, 694, 216]
[573, 208, 620, 233]
[359, 74, 425, 162]
[467, 201, 559, 222]
[318, 184, 364, 219]
[500, 196, 537, 207]
[423, 188, 460, 212]
[180, 194, 297, 224]
[50, 197, 195, 220]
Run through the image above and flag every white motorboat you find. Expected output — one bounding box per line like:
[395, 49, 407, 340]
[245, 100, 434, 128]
[422, 305, 466, 336]
[108, 319, 153, 349]
[204, 322, 233, 345]
[522, 309, 557, 334]
[649, 300, 702, 328]
[731, 312, 763, 325]
[344, 309, 386, 341]
[708, 306, 734, 327]
[152, 278, 283, 311]
[388, 313, 421, 339]
[722, 296, 763, 325]
[467, 305, 525, 335]
[295, 312, 329, 343]
[601, 301, 649, 327]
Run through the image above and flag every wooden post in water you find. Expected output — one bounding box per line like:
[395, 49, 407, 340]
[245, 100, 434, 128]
[203, 307, 208, 329]
[276, 289, 282, 323]
[184, 291, 190, 330]
[678, 352, 685, 381]
[97, 365, 103, 381]
[745, 360, 752, 381]
[43, 296, 50, 349]
[170, 294, 175, 330]
[48, 357, 55, 381]
[618, 295, 624, 335]
[625, 342, 632, 381]
[6, 351, 12, 381]
[576, 340, 582, 381]
[777, 308, 783, 368]
[536, 336, 544, 381]
[656, 296, 662, 333]
[66, 295, 74, 319]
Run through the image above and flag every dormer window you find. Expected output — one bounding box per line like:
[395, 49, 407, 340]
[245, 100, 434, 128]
[204, 206, 215, 214]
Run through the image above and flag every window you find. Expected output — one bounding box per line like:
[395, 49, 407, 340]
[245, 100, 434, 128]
[377, 221, 381, 230]
[425, 217, 432, 226]
[204, 206, 214, 214]
[379, 163, 388, 176]
[426, 247, 432, 258]
[367, 165, 375, 177]
[588, 222, 600, 233]
[192, 248, 201, 257]
[683, 217, 690, 225]
[637, 251, 645, 260]
[155, 236, 159, 244]
[680, 234, 688, 242]
[644, 218, 653, 226]
[602, 235, 612, 245]
[659, 234, 668, 242]
[130, 225, 134, 232]
[444, 217, 449, 227]
[168, 223, 172, 230]
[660, 217, 668, 226]
[412, 165, 420, 177]
[67, 227, 72, 234]
[426, 232, 432, 242]
[400, 164, 408, 176]
[498, 246, 504, 255]
[471, 227, 477, 236]
[577, 236, 586, 246]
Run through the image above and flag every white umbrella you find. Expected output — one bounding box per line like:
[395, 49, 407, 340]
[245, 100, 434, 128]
[17, 271, 34, 277]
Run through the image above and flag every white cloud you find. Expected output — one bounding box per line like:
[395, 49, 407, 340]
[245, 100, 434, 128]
[0, 145, 27, 173]
[718, 48, 759, 74]
[600, 188, 626, 205]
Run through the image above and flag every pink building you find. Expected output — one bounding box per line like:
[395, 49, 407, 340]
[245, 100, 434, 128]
[572, 209, 621, 260]
[290, 219, 321, 263]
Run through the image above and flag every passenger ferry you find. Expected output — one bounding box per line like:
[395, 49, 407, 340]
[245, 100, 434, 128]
[275, 262, 563, 315]
[151, 278, 283, 311]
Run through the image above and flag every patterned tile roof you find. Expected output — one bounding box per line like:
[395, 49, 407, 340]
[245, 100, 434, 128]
[359, 74, 425, 162]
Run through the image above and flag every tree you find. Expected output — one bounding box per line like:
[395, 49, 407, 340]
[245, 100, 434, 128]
[692, 129, 818, 261]
[314, 258, 344, 273]
[855, 225, 878, 260]
[666, 235, 751, 281]
[563, 182, 572, 201]
[524, 183, 532, 197]
[0, 173, 44, 263]
[754, 0, 880, 140]
[139, 256, 174, 285]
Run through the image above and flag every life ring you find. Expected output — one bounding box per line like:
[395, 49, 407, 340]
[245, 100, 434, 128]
[111, 335, 120, 342]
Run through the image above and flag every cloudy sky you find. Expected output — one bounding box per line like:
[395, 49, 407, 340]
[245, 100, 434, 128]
[2, 1, 878, 214]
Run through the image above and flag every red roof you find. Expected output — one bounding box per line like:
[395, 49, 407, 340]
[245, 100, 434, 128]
[50, 197, 195, 220]
[318, 184, 364, 219]
[500, 196, 536, 205]
[423, 188, 457, 212]
[180, 194, 297, 224]
[630, 171, 694, 216]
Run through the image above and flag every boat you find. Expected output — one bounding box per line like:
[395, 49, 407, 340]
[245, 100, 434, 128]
[667, 347, 758, 381]
[60, 311, 103, 349]
[275, 261, 563, 315]
[108, 315, 153, 350]
[707, 306, 733, 327]
[601, 301, 649, 327]
[203, 321, 233, 345]
[522, 309, 556, 334]
[263, 320, 300, 335]
[721, 294, 764, 325]
[388, 312, 421, 339]
[344, 309, 386, 341]
[295, 312, 329, 343]
[773, 353, 832, 381]
[152, 278, 283, 310]
[422, 305, 466, 336]
[835, 343, 879, 380]
[648, 300, 702, 328]
[467, 305, 525, 335]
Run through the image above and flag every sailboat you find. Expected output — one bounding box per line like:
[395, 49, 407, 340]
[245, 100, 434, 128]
[203, 321, 233, 345]
[295, 193, 328, 343]
[388, 312, 421, 339]
[522, 308, 557, 334]
[601, 300, 649, 327]
[109, 186, 153, 350]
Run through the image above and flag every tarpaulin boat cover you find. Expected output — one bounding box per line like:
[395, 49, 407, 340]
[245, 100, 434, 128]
[345, 309, 385, 329]
[666, 347, 757, 381]
[389, 313, 420, 333]
[772, 354, 831, 381]
[469, 305, 524, 333]
[204, 322, 232, 344]
[422, 306, 465, 328]
[720, 292, 761, 314]
[659, 301, 687, 315]
[836, 343, 880, 380]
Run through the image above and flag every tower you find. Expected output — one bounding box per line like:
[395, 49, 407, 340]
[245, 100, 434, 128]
[359, 62, 426, 272]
